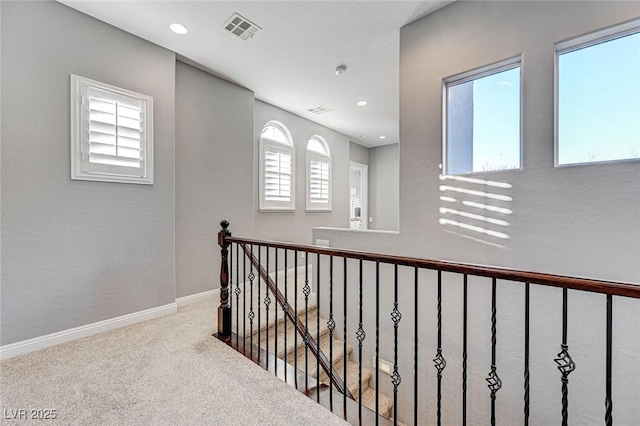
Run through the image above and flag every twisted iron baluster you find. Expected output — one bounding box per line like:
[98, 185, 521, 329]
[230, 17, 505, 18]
[375, 262, 380, 422]
[274, 249, 278, 376]
[343, 257, 348, 420]
[235, 244, 241, 349]
[356, 259, 366, 422]
[304, 253, 310, 391]
[414, 267, 419, 426]
[283, 249, 288, 382]
[328, 256, 335, 409]
[554, 287, 575, 426]
[248, 244, 255, 358]
[391, 264, 402, 426]
[257, 245, 261, 362]
[605, 294, 613, 426]
[294, 250, 298, 385]
[485, 278, 502, 426]
[462, 274, 468, 426]
[524, 282, 530, 426]
[316, 253, 321, 403]
[243, 244, 246, 354]
[433, 270, 446, 426]
[264, 248, 270, 369]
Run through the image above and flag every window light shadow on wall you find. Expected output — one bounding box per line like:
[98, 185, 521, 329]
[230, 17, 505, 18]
[438, 174, 513, 248]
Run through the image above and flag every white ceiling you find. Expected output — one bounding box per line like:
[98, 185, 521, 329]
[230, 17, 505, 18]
[59, 0, 452, 147]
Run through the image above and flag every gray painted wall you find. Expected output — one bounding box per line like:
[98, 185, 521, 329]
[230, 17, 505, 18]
[316, 1, 640, 424]
[349, 141, 369, 165]
[1, 1, 176, 345]
[368, 144, 399, 231]
[175, 61, 255, 298]
[254, 101, 351, 243]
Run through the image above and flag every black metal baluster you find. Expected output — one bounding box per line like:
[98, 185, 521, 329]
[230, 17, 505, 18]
[343, 257, 348, 420]
[462, 274, 468, 426]
[328, 255, 335, 410]
[605, 294, 613, 426]
[294, 250, 298, 386]
[265, 248, 271, 370]
[258, 245, 262, 362]
[391, 264, 402, 426]
[249, 244, 255, 359]
[433, 270, 446, 426]
[554, 287, 575, 426]
[304, 252, 310, 392]
[235, 243, 240, 350]
[284, 249, 288, 383]
[524, 282, 530, 426]
[486, 278, 502, 426]
[229, 240, 233, 330]
[243, 245, 247, 355]
[375, 262, 380, 424]
[275, 248, 279, 376]
[357, 259, 366, 423]
[316, 253, 321, 403]
[414, 267, 419, 426]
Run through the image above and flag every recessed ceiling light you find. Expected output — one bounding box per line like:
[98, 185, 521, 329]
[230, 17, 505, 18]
[357, 101, 367, 106]
[170, 23, 188, 35]
[379, 136, 386, 139]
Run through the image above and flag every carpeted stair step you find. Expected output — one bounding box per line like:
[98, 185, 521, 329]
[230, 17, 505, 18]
[259, 309, 330, 360]
[360, 388, 394, 420]
[298, 333, 353, 382]
[323, 360, 371, 397]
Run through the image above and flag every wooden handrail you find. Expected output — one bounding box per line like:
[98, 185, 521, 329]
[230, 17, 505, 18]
[226, 236, 640, 299]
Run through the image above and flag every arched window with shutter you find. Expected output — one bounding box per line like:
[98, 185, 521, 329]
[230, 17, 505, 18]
[306, 135, 331, 212]
[259, 121, 295, 211]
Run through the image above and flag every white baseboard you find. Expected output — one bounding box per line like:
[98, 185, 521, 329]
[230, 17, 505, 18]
[0, 303, 177, 361]
[176, 289, 219, 308]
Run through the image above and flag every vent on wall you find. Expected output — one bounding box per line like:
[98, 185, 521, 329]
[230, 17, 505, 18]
[307, 105, 333, 115]
[223, 13, 262, 41]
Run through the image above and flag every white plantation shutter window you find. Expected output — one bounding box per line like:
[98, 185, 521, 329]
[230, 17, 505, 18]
[71, 75, 153, 184]
[260, 121, 295, 211]
[306, 136, 332, 211]
[264, 147, 292, 201]
[309, 158, 329, 202]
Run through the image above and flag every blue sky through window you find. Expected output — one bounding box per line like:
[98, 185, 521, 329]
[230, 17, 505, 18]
[558, 31, 640, 165]
[473, 67, 521, 171]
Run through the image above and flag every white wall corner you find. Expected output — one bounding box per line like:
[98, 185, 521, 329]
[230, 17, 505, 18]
[0, 303, 177, 361]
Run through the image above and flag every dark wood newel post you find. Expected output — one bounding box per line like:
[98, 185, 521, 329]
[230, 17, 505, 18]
[217, 220, 232, 341]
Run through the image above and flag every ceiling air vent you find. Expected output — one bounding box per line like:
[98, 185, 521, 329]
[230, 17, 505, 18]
[307, 105, 333, 115]
[223, 13, 262, 41]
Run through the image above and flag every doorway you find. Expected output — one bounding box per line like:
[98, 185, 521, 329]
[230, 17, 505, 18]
[349, 162, 368, 230]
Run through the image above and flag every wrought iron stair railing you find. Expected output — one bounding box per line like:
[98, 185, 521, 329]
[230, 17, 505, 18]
[214, 220, 640, 426]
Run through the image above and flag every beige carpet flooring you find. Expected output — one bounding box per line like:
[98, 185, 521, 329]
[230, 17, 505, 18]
[0, 300, 349, 426]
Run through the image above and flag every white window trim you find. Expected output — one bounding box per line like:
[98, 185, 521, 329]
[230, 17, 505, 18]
[259, 121, 295, 212]
[306, 151, 332, 212]
[70, 74, 153, 184]
[442, 55, 523, 176]
[554, 18, 640, 168]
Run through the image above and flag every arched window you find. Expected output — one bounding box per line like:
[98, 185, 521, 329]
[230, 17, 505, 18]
[306, 135, 331, 211]
[260, 121, 295, 211]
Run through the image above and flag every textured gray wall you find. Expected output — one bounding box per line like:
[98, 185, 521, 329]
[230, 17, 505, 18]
[368, 144, 399, 231]
[175, 62, 255, 298]
[316, 1, 640, 424]
[254, 101, 351, 243]
[349, 141, 369, 165]
[1, 1, 176, 345]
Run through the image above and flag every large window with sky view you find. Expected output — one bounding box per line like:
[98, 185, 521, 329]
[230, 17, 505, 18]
[557, 24, 640, 166]
[445, 58, 521, 175]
